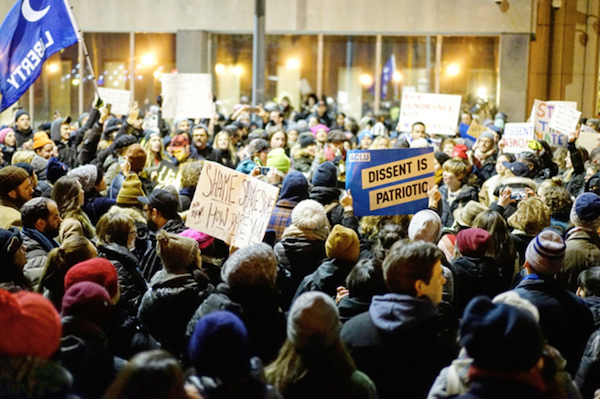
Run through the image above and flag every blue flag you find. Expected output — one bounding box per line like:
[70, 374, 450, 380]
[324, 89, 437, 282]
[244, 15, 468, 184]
[0, 0, 79, 112]
[369, 55, 396, 100]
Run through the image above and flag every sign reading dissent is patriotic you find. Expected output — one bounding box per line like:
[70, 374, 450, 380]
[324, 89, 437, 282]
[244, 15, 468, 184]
[345, 148, 435, 216]
[0, 0, 80, 111]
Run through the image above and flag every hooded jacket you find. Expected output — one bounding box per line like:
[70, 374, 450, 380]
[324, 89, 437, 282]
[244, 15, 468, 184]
[51, 118, 77, 168]
[268, 171, 308, 241]
[309, 186, 358, 232]
[450, 256, 506, 315]
[340, 294, 458, 399]
[438, 185, 479, 228]
[138, 269, 212, 359]
[293, 258, 356, 302]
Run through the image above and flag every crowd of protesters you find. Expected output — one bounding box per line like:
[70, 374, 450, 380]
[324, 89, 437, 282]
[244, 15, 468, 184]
[2, 93, 600, 399]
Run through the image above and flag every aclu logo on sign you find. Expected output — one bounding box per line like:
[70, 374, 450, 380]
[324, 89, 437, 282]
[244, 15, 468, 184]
[348, 153, 371, 162]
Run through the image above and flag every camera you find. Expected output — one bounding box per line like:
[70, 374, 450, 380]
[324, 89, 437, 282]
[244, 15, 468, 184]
[510, 188, 527, 201]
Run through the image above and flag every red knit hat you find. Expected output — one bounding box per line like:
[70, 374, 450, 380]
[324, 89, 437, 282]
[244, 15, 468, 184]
[0, 289, 61, 359]
[452, 144, 469, 160]
[64, 258, 119, 300]
[62, 281, 112, 329]
[456, 228, 490, 258]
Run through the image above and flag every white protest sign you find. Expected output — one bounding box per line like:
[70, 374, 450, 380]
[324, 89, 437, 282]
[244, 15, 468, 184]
[549, 103, 581, 135]
[531, 100, 577, 148]
[97, 88, 131, 116]
[161, 73, 213, 119]
[502, 123, 534, 154]
[398, 92, 462, 135]
[578, 132, 599, 154]
[186, 161, 279, 247]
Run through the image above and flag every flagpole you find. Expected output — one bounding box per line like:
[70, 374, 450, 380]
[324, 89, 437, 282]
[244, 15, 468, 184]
[62, 0, 100, 99]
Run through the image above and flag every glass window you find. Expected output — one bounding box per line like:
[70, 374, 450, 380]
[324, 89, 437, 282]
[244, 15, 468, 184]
[134, 33, 176, 110]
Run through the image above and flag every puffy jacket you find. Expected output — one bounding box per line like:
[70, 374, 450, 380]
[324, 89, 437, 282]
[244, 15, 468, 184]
[438, 185, 479, 227]
[138, 269, 212, 359]
[98, 243, 148, 316]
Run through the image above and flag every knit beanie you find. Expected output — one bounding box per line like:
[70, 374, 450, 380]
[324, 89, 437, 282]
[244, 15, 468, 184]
[0, 289, 61, 360]
[570, 192, 600, 230]
[67, 164, 98, 193]
[493, 291, 540, 323]
[32, 131, 53, 150]
[525, 230, 566, 275]
[125, 144, 147, 173]
[310, 124, 330, 136]
[326, 225, 359, 261]
[0, 127, 13, 144]
[279, 171, 308, 202]
[30, 155, 48, 179]
[298, 133, 316, 148]
[64, 258, 119, 300]
[61, 281, 112, 330]
[0, 227, 23, 259]
[116, 174, 145, 206]
[434, 151, 451, 167]
[189, 310, 250, 377]
[291, 199, 330, 232]
[220, 243, 278, 288]
[15, 110, 29, 124]
[479, 131, 495, 142]
[460, 296, 543, 372]
[156, 230, 198, 273]
[46, 157, 69, 184]
[311, 161, 338, 188]
[266, 148, 291, 174]
[452, 144, 469, 160]
[14, 162, 33, 177]
[288, 292, 341, 350]
[456, 228, 490, 258]
[179, 228, 214, 250]
[408, 209, 442, 243]
[0, 166, 29, 197]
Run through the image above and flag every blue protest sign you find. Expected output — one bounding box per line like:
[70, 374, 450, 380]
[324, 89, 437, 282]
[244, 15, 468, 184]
[0, 0, 79, 112]
[345, 148, 435, 216]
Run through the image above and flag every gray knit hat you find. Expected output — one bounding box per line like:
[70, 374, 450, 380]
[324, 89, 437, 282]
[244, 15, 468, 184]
[156, 230, 199, 272]
[570, 192, 600, 230]
[220, 243, 278, 288]
[525, 230, 566, 275]
[288, 292, 341, 350]
[67, 165, 98, 193]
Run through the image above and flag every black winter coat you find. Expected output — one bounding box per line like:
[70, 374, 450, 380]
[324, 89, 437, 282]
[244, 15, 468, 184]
[450, 255, 506, 316]
[0, 356, 74, 399]
[438, 184, 479, 227]
[186, 283, 286, 365]
[98, 243, 148, 316]
[293, 258, 356, 302]
[514, 275, 595, 376]
[138, 269, 212, 359]
[309, 186, 359, 233]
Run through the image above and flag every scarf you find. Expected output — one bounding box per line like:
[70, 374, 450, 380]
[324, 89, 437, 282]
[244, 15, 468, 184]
[22, 228, 59, 252]
[282, 223, 330, 242]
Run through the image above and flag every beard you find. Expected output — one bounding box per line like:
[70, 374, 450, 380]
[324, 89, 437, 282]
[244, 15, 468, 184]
[147, 218, 159, 232]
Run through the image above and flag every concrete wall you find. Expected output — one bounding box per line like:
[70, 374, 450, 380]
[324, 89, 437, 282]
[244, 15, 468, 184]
[0, 0, 535, 34]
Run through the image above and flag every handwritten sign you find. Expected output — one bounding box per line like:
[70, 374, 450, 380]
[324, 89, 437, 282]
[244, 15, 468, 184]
[466, 122, 487, 140]
[161, 73, 213, 119]
[398, 92, 462, 135]
[186, 161, 279, 247]
[97, 88, 131, 116]
[502, 123, 534, 154]
[531, 100, 577, 148]
[549, 103, 581, 135]
[346, 148, 435, 216]
[155, 160, 178, 189]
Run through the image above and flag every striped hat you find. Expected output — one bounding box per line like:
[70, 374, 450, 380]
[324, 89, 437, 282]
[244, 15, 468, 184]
[525, 230, 566, 275]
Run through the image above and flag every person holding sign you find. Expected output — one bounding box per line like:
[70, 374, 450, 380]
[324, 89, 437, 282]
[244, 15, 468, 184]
[438, 159, 479, 227]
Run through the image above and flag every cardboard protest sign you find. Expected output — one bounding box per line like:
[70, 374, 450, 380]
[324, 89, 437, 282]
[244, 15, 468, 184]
[186, 161, 279, 247]
[346, 148, 435, 216]
[155, 160, 178, 189]
[466, 122, 487, 141]
[161, 73, 213, 119]
[578, 131, 599, 154]
[549, 104, 581, 135]
[531, 100, 577, 148]
[97, 88, 131, 116]
[502, 123, 534, 154]
[398, 92, 462, 135]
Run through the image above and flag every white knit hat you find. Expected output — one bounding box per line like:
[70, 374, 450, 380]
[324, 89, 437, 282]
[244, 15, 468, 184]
[67, 165, 98, 193]
[408, 209, 442, 243]
[287, 292, 341, 350]
[291, 199, 329, 230]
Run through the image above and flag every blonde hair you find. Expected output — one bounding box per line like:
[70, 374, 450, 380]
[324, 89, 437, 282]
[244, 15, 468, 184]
[213, 131, 237, 162]
[143, 134, 170, 169]
[180, 161, 203, 189]
[108, 205, 147, 225]
[507, 197, 550, 234]
[96, 212, 135, 246]
[369, 136, 390, 149]
[443, 159, 468, 179]
[11, 150, 35, 164]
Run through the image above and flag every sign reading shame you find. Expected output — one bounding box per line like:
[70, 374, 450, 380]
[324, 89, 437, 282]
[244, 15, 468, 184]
[186, 161, 279, 247]
[346, 148, 435, 216]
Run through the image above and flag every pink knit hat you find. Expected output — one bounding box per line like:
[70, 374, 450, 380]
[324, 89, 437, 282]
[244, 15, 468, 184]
[0, 127, 14, 144]
[179, 228, 214, 250]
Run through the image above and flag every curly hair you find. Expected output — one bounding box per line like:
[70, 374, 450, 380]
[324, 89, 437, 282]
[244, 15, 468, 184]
[538, 178, 573, 217]
[507, 196, 550, 234]
[180, 161, 204, 189]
